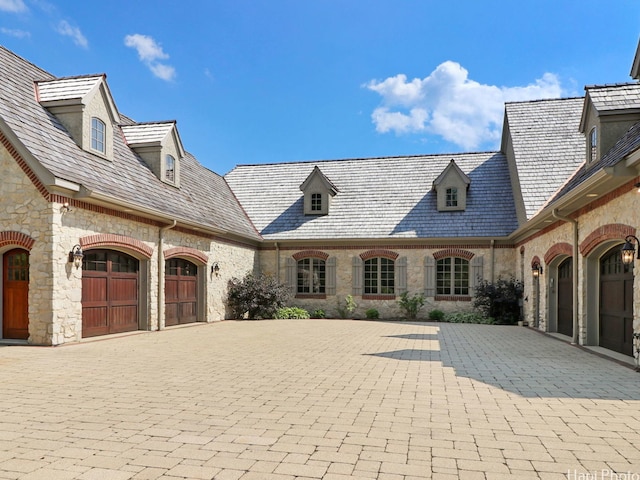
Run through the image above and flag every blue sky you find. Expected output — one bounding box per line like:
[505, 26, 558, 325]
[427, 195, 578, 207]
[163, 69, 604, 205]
[1, 1, 639, 175]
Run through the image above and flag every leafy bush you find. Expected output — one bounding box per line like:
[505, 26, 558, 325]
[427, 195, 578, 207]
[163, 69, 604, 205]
[337, 295, 357, 318]
[275, 307, 310, 319]
[311, 309, 326, 319]
[365, 308, 379, 319]
[428, 309, 445, 322]
[473, 278, 523, 325]
[227, 273, 291, 319]
[398, 292, 425, 319]
[443, 312, 494, 324]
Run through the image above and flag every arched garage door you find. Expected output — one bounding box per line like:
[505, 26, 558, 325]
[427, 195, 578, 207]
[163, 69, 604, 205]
[82, 250, 139, 338]
[557, 257, 573, 337]
[165, 258, 198, 326]
[599, 247, 633, 356]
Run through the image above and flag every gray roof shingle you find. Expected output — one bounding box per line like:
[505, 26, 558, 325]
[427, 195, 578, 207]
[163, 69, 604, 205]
[225, 153, 518, 241]
[0, 46, 260, 241]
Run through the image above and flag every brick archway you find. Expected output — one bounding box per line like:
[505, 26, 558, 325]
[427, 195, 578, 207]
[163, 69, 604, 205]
[580, 224, 635, 257]
[433, 248, 474, 261]
[164, 246, 208, 265]
[0, 231, 35, 251]
[80, 234, 153, 258]
[544, 243, 572, 264]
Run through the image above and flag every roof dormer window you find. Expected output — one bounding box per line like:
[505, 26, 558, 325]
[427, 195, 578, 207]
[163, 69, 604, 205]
[300, 166, 338, 215]
[91, 117, 106, 153]
[446, 187, 458, 207]
[311, 193, 322, 212]
[589, 127, 597, 163]
[433, 159, 470, 212]
[165, 154, 176, 183]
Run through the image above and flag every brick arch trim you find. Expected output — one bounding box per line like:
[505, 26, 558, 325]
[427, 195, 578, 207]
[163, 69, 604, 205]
[544, 242, 573, 264]
[292, 250, 329, 261]
[531, 255, 542, 268]
[360, 249, 399, 261]
[0, 231, 35, 250]
[579, 224, 635, 257]
[80, 234, 153, 259]
[164, 247, 208, 265]
[433, 248, 474, 261]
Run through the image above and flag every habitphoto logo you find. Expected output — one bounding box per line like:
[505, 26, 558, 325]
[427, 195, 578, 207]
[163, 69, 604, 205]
[567, 470, 640, 480]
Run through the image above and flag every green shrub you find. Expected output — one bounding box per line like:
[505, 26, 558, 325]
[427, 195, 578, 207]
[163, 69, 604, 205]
[365, 308, 379, 319]
[337, 295, 357, 318]
[443, 312, 494, 324]
[473, 278, 523, 325]
[311, 309, 326, 319]
[226, 273, 291, 319]
[275, 307, 310, 319]
[398, 292, 425, 319]
[428, 309, 445, 322]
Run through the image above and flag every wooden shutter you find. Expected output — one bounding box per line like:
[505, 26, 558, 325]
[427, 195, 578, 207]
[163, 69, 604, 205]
[424, 256, 435, 297]
[471, 256, 484, 295]
[326, 257, 336, 295]
[396, 256, 407, 294]
[352, 256, 363, 296]
[285, 257, 296, 292]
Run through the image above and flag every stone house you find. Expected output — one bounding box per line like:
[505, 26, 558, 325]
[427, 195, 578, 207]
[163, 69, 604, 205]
[1, 42, 640, 363]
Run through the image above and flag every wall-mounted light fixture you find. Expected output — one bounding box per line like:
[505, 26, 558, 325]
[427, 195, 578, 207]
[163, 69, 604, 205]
[621, 235, 640, 265]
[211, 262, 220, 276]
[60, 202, 72, 213]
[68, 244, 84, 269]
[532, 261, 543, 277]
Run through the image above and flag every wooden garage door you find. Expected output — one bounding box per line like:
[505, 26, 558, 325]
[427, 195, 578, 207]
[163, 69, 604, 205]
[2, 249, 29, 340]
[165, 258, 197, 326]
[82, 250, 139, 338]
[599, 247, 633, 356]
[557, 257, 573, 337]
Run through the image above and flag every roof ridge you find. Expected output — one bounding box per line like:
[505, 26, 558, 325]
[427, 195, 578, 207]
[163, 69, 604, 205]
[36, 73, 106, 83]
[505, 96, 584, 107]
[584, 82, 640, 90]
[121, 120, 177, 127]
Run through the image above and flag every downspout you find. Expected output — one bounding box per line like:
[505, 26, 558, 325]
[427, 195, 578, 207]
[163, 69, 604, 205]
[158, 220, 177, 331]
[275, 242, 280, 282]
[490, 239, 495, 283]
[552, 209, 579, 345]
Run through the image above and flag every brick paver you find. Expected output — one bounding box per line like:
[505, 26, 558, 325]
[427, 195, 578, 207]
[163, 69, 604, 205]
[1, 320, 639, 479]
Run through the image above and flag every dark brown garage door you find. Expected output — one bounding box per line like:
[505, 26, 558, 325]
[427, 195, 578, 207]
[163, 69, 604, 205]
[557, 257, 573, 337]
[599, 247, 633, 356]
[165, 258, 197, 326]
[2, 249, 29, 340]
[82, 250, 139, 338]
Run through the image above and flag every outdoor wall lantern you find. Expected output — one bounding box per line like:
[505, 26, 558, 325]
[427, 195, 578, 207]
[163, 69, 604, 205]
[532, 261, 543, 277]
[621, 235, 640, 265]
[68, 244, 84, 269]
[211, 262, 220, 276]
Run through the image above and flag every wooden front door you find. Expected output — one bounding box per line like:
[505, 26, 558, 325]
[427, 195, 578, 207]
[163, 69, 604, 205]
[599, 247, 634, 356]
[82, 250, 139, 338]
[557, 257, 573, 337]
[165, 258, 198, 326]
[2, 249, 29, 339]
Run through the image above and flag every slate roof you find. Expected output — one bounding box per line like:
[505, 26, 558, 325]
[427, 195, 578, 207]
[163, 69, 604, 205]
[224, 153, 518, 241]
[36, 75, 104, 103]
[504, 97, 585, 220]
[0, 46, 260, 241]
[585, 83, 640, 113]
[121, 122, 178, 146]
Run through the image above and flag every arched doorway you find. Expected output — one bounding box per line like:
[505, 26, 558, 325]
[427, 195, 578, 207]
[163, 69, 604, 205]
[165, 258, 198, 326]
[2, 248, 29, 339]
[82, 250, 140, 338]
[599, 246, 634, 356]
[557, 257, 573, 337]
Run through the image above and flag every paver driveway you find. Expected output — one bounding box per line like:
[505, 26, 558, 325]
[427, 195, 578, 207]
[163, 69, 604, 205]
[0, 320, 639, 480]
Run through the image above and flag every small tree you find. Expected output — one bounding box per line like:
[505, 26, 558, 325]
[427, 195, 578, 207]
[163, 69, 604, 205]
[473, 278, 523, 325]
[398, 292, 425, 320]
[227, 273, 291, 319]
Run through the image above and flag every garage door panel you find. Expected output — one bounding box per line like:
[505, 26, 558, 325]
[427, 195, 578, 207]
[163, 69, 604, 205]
[82, 276, 107, 303]
[109, 277, 138, 302]
[82, 306, 108, 337]
[179, 302, 197, 324]
[165, 278, 178, 301]
[109, 305, 138, 333]
[165, 303, 179, 327]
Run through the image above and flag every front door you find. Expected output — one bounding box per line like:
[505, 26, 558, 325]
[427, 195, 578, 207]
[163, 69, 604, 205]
[599, 247, 634, 356]
[557, 257, 573, 337]
[2, 249, 29, 339]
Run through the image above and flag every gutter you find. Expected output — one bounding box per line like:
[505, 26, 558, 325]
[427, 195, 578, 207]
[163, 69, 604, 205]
[552, 209, 579, 345]
[157, 220, 177, 331]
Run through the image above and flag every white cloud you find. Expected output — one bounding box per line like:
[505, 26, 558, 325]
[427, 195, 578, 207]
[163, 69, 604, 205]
[124, 33, 176, 81]
[0, 0, 27, 13]
[1, 27, 30, 38]
[56, 20, 88, 49]
[366, 61, 563, 150]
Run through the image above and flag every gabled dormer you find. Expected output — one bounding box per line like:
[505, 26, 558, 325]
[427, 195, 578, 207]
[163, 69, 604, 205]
[36, 75, 120, 160]
[580, 84, 640, 167]
[432, 159, 470, 212]
[121, 121, 185, 187]
[300, 166, 338, 215]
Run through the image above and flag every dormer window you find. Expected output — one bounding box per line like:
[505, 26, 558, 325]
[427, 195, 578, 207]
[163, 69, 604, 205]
[91, 117, 106, 153]
[589, 127, 597, 163]
[311, 193, 322, 212]
[165, 154, 176, 183]
[446, 187, 458, 207]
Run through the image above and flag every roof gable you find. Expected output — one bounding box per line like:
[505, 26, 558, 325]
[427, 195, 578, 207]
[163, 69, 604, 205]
[299, 166, 338, 195]
[121, 121, 185, 158]
[432, 159, 470, 190]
